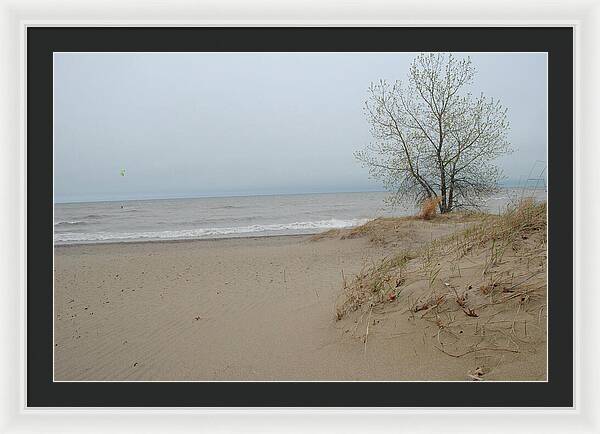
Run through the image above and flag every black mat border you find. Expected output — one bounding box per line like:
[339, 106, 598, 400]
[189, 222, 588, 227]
[27, 27, 573, 407]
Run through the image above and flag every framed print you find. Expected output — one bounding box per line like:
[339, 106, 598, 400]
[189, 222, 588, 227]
[27, 26, 571, 405]
[0, 0, 598, 432]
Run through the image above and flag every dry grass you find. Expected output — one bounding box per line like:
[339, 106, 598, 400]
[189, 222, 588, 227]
[311, 217, 410, 244]
[347, 199, 544, 304]
[335, 199, 548, 365]
[450, 197, 546, 256]
[311, 212, 485, 248]
[335, 252, 414, 320]
[419, 197, 442, 220]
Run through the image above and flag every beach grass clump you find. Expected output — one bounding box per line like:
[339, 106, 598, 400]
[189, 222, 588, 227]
[340, 217, 409, 238]
[335, 252, 414, 320]
[418, 197, 441, 220]
[311, 210, 487, 246]
[336, 199, 547, 321]
[451, 198, 546, 258]
[311, 217, 412, 245]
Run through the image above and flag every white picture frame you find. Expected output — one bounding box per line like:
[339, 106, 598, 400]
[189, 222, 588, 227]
[0, 0, 597, 432]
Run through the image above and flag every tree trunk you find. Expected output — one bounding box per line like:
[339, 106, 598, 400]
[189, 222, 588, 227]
[448, 177, 455, 213]
[437, 147, 448, 213]
[439, 172, 448, 213]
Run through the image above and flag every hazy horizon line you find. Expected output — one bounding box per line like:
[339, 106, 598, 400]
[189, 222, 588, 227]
[53, 182, 545, 205]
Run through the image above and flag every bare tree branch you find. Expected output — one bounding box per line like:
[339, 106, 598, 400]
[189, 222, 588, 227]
[356, 53, 512, 213]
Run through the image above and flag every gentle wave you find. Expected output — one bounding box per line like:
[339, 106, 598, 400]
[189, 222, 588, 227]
[154, 215, 263, 226]
[54, 218, 370, 243]
[83, 214, 106, 219]
[54, 220, 87, 227]
[215, 205, 244, 210]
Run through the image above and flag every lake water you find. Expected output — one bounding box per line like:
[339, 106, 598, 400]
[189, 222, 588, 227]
[54, 188, 546, 244]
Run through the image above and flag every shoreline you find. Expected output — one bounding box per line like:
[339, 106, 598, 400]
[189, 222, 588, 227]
[54, 232, 319, 248]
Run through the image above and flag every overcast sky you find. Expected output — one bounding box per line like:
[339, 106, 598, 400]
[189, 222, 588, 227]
[54, 52, 547, 203]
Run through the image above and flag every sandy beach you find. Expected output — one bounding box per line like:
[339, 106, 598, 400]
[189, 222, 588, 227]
[54, 211, 547, 381]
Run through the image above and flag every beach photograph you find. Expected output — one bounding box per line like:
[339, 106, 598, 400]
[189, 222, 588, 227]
[53, 51, 548, 382]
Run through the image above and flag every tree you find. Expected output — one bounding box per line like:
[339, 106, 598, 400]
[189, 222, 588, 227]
[355, 53, 512, 213]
